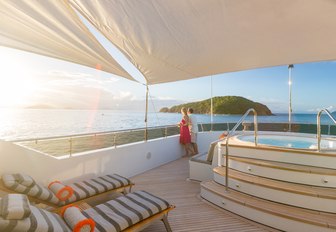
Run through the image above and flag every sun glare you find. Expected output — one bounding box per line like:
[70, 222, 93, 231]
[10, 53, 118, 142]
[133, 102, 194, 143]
[0, 49, 39, 107]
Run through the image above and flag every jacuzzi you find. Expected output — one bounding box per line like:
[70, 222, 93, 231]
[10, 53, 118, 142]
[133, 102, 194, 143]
[218, 131, 336, 188]
[233, 132, 336, 150]
[221, 131, 336, 178]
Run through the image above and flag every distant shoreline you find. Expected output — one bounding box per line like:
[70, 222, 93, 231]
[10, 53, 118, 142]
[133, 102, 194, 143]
[159, 111, 319, 115]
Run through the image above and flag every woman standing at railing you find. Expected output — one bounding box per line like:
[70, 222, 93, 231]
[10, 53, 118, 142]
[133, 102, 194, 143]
[179, 107, 193, 156]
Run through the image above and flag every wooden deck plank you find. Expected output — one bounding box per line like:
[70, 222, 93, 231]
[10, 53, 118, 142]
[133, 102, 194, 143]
[131, 157, 277, 232]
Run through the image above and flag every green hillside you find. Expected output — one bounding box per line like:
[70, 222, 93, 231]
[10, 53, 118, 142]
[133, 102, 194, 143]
[160, 96, 273, 115]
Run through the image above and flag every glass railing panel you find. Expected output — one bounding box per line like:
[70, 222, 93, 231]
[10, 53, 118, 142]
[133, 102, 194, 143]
[16, 122, 336, 157]
[296, 124, 317, 134]
[330, 125, 336, 136]
[242, 122, 332, 135]
[200, 123, 212, 131]
[228, 123, 241, 130]
[147, 128, 165, 140]
[256, 123, 299, 132]
[71, 134, 114, 153]
[115, 130, 144, 146]
[211, 123, 229, 131]
[249, 123, 302, 133]
[295, 123, 329, 135]
[200, 123, 233, 131]
[166, 126, 180, 136]
[320, 125, 329, 135]
[19, 138, 74, 157]
[16, 126, 180, 157]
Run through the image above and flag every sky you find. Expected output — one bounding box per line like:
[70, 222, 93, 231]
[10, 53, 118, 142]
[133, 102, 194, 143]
[1, 45, 336, 114]
[1, 5, 336, 115]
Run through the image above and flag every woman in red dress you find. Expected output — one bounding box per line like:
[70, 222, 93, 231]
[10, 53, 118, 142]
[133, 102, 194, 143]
[179, 107, 193, 156]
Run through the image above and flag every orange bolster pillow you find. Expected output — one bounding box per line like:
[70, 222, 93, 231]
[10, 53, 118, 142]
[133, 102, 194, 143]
[60, 204, 77, 218]
[74, 218, 95, 232]
[48, 181, 74, 201]
[63, 206, 95, 232]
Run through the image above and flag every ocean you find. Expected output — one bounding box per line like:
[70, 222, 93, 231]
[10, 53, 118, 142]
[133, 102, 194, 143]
[0, 109, 334, 141]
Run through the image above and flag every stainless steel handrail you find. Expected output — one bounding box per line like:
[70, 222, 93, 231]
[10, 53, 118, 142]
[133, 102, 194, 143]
[225, 108, 258, 191]
[317, 109, 336, 151]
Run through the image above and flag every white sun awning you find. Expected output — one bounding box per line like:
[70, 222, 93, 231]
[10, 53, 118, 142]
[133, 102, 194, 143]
[0, 0, 133, 81]
[1, 1, 336, 85]
[70, 0, 336, 84]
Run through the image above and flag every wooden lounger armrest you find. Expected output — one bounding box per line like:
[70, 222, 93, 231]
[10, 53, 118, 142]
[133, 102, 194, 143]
[125, 182, 135, 193]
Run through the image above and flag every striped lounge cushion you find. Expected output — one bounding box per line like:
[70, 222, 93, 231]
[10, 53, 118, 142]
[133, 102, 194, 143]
[82, 190, 170, 232]
[0, 204, 71, 232]
[0, 194, 31, 220]
[2, 174, 62, 205]
[2, 174, 132, 206]
[64, 174, 132, 205]
[6, 174, 35, 188]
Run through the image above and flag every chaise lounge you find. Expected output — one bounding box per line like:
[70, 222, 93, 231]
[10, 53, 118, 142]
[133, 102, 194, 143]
[0, 191, 175, 232]
[0, 173, 134, 212]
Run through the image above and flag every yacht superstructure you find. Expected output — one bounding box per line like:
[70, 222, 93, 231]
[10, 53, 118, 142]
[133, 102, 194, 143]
[2, 1, 336, 231]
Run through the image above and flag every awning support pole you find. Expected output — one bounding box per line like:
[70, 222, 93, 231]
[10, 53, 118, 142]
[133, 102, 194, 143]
[288, 64, 294, 132]
[211, 76, 213, 131]
[145, 84, 149, 141]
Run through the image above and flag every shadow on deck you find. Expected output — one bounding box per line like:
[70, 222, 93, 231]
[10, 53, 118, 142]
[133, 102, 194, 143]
[132, 157, 278, 232]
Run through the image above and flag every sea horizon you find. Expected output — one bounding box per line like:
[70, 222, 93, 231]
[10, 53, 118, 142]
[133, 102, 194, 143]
[0, 108, 335, 141]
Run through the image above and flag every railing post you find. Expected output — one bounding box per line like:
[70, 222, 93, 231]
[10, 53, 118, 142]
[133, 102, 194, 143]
[144, 84, 149, 142]
[254, 114, 258, 146]
[218, 141, 222, 167]
[69, 137, 72, 157]
[225, 138, 229, 191]
[114, 133, 117, 148]
[144, 129, 148, 141]
[317, 111, 322, 151]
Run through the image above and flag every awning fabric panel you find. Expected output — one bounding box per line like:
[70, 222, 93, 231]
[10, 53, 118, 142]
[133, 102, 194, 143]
[70, 0, 336, 84]
[0, 0, 133, 80]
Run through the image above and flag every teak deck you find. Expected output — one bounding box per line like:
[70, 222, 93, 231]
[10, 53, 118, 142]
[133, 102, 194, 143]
[132, 157, 277, 232]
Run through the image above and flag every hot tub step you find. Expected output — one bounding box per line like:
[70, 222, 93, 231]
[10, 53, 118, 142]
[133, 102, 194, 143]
[213, 167, 336, 213]
[201, 180, 336, 232]
[227, 156, 336, 187]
